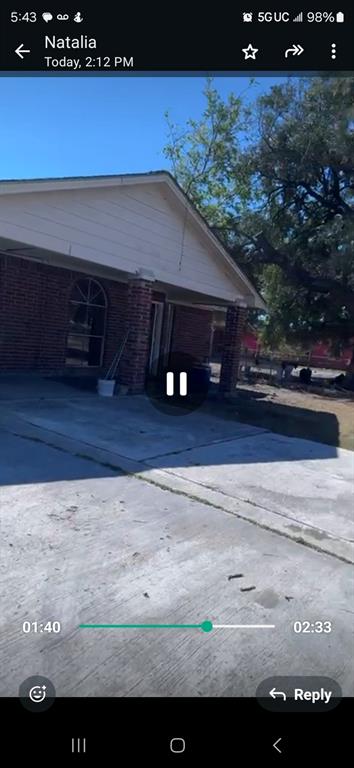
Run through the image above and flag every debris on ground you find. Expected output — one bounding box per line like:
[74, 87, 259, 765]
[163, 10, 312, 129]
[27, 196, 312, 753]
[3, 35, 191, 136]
[240, 585, 256, 592]
[228, 573, 244, 581]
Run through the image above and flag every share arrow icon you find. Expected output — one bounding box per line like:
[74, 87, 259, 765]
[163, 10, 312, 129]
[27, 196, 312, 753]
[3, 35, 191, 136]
[285, 44, 304, 58]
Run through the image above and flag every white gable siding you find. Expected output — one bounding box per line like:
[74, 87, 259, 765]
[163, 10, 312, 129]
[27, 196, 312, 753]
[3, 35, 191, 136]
[0, 181, 245, 302]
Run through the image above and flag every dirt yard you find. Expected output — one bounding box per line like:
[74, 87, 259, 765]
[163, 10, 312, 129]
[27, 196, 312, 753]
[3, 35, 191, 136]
[210, 382, 354, 451]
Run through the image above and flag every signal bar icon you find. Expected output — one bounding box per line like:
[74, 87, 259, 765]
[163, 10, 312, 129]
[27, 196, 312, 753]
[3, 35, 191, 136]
[293, 11, 303, 22]
[166, 371, 187, 396]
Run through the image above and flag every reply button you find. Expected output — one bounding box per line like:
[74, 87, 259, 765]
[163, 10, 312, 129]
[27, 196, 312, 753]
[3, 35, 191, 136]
[294, 687, 332, 704]
[257, 676, 342, 712]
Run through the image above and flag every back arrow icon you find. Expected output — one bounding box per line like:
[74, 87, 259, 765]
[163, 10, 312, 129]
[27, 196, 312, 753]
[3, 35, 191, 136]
[285, 44, 304, 58]
[15, 44, 31, 59]
[269, 687, 287, 700]
[273, 738, 282, 754]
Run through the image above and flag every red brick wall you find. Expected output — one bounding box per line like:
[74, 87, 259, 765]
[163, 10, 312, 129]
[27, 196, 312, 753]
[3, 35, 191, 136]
[171, 305, 213, 363]
[152, 290, 165, 303]
[0, 254, 218, 388]
[0, 255, 44, 370]
[119, 278, 153, 393]
[0, 253, 129, 373]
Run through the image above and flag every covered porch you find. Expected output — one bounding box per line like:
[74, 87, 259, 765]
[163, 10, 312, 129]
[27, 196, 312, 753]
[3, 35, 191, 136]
[0, 241, 248, 395]
[0, 173, 265, 394]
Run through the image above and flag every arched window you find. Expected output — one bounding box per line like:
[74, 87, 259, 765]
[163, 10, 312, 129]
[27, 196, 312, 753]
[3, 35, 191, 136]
[66, 278, 107, 367]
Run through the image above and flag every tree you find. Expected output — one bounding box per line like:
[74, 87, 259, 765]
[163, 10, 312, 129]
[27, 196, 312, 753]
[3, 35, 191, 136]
[164, 77, 354, 363]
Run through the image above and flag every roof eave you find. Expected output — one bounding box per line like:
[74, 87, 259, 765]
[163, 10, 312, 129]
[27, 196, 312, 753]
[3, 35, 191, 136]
[0, 170, 266, 310]
[162, 174, 266, 310]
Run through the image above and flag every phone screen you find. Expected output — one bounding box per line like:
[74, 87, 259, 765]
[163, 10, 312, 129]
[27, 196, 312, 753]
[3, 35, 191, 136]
[0, 3, 353, 762]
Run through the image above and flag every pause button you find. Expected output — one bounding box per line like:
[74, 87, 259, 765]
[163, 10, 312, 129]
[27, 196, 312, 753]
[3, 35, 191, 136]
[166, 371, 187, 396]
[146, 352, 211, 415]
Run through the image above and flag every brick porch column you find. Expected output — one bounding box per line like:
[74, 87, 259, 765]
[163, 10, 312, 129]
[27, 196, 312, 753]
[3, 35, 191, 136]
[120, 276, 153, 394]
[219, 304, 248, 394]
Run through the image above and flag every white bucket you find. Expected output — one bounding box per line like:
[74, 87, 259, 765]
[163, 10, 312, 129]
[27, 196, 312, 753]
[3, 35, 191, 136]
[97, 378, 115, 397]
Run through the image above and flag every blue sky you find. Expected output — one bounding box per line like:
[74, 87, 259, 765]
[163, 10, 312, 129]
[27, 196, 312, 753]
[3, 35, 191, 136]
[0, 75, 284, 180]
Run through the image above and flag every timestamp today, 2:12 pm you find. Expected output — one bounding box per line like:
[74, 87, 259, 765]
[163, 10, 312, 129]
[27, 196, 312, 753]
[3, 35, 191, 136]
[44, 55, 134, 70]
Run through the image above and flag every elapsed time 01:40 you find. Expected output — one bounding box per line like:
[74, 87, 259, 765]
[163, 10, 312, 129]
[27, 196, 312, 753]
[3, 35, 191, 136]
[22, 621, 61, 633]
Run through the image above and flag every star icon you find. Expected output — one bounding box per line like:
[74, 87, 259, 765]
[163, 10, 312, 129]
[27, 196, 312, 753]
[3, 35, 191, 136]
[242, 43, 258, 60]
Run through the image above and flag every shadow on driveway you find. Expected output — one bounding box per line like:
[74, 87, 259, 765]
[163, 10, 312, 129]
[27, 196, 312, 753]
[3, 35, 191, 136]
[0, 375, 352, 561]
[207, 388, 341, 448]
[0, 373, 344, 486]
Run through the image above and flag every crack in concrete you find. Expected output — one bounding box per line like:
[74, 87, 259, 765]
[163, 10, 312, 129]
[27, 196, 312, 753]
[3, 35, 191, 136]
[145, 465, 354, 544]
[143, 428, 269, 460]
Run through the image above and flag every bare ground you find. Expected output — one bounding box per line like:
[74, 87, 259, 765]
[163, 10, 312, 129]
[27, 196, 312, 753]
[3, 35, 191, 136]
[208, 382, 354, 451]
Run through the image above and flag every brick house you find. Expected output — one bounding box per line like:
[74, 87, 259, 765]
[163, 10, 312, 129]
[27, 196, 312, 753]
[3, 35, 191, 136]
[0, 172, 264, 393]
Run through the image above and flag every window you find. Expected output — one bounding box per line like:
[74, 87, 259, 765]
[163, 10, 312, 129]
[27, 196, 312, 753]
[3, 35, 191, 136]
[65, 278, 107, 367]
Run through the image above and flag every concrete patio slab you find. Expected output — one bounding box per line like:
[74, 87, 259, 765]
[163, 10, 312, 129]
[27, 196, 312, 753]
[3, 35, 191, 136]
[1, 430, 353, 698]
[145, 433, 354, 546]
[5, 393, 265, 461]
[0, 374, 95, 402]
[1, 382, 352, 562]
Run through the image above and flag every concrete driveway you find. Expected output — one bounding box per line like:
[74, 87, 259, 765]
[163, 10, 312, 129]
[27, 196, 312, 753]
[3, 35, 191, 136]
[0, 376, 353, 697]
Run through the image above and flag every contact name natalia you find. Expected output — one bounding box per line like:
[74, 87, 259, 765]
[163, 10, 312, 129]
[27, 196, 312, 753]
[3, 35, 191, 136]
[45, 36, 97, 49]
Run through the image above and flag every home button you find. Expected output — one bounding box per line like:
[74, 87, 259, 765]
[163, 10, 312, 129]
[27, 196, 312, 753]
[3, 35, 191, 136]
[170, 737, 186, 754]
